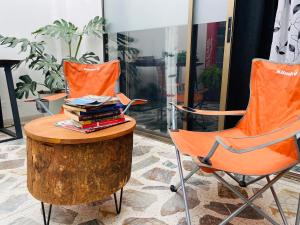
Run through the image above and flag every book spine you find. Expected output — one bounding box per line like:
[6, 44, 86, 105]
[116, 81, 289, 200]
[78, 110, 121, 121]
[79, 105, 123, 115]
[79, 115, 123, 125]
[80, 118, 125, 129]
[63, 103, 123, 113]
[63, 104, 86, 112]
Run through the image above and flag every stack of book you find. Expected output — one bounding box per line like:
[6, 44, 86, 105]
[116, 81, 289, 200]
[56, 95, 128, 133]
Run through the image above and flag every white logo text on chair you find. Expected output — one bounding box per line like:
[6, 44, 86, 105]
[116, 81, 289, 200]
[276, 70, 298, 77]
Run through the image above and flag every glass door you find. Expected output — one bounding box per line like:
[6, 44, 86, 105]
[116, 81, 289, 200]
[186, 0, 235, 131]
[103, 0, 235, 137]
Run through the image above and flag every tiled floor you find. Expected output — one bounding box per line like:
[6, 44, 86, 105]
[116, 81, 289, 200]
[0, 132, 299, 225]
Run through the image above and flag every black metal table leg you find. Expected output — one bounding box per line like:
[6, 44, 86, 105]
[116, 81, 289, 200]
[113, 188, 123, 214]
[0, 60, 23, 143]
[4, 65, 22, 139]
[41, 202, 52, 225]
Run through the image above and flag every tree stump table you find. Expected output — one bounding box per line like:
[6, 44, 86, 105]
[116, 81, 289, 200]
[24, 114, 136, 225]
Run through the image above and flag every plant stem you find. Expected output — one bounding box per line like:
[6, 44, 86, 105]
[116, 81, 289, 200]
[74, 34, 83, 59]
[68, 41, 72, 58]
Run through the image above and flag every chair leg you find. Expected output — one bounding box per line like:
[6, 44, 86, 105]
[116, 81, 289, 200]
[175, 148, 192, 225]
[225, 173, 266, 188]
[266, 176, 289, 225]
[113, 188, 123, 214]
[225, 172, 244, 186]
[214, 172, 285, 225]
[240, 175, 247, 187]
[245, 175, 266, 186]
[170, 165, 200, 192]
[296, 193, 300, 225]
[41, 202, 52, 225]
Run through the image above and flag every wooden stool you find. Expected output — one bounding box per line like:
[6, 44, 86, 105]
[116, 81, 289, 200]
[25, 114, 136, 225]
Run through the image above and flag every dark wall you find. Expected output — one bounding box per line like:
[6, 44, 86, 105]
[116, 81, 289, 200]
[225, 0, 278, 128]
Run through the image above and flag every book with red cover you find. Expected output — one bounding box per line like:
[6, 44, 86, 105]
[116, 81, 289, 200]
[55, 118, 131, 134]
[73, 115, 123, 125]
[73, 117, 125, 129]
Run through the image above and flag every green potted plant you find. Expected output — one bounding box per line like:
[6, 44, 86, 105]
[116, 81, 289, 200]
[176, 50, 186, 66]
[200, 64, 221, 101]
[0, 17, 140, 113]
[0, 16, 105, 102]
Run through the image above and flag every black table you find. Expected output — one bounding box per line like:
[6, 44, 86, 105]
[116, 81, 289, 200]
[0, 60, 23, 143]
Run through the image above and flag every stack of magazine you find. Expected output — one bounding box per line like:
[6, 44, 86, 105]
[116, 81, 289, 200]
[56, 95, 129, 133]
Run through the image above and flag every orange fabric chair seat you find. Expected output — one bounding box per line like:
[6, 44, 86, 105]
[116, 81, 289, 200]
[170, 128, 298, 176]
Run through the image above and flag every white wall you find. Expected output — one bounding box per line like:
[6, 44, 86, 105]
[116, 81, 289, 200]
[0, 0, 103, 121]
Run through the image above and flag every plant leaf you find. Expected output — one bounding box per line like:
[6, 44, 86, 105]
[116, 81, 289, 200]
[32, 19, 78, 43]
[294, 4, 300, 14]
[20, 39, 30, 52]
[289, 44, 296, 52]
[274, 27, 280, 32]
[83, 16, 105, 38]
[44, 71, 65, 91]
[14, 75, 37, 99]
[78, 52, 100, 64]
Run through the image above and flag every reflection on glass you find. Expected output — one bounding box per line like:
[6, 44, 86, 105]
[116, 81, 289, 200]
[109, 26, 187, 136]
[190, 22, 226, 132]
[108, 22, 226, 136]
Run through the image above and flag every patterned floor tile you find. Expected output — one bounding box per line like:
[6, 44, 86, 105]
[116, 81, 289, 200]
[0, 134, 299, 225]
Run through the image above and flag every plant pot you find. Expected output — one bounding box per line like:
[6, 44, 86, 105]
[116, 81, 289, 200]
[37, 90, 65, 114]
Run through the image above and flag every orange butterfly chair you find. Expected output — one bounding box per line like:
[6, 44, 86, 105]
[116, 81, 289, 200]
[35, 60, 146, 115]
[169, 59, 300, 225]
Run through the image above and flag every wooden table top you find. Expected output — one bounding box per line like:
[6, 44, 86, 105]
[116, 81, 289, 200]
[24, 114, 136, 144]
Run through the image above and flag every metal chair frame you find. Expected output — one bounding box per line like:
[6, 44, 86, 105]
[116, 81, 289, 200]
[170, 103, 300, 225]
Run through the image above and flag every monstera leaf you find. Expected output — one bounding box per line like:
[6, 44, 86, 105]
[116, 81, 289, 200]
[33, 19, 78, 43]
[83, 16, 105, 38]
[117, 33, 135, 44]
[0, 36, 44, 54]
[15, 75, 37, 99]
[32, 54, 60, 75]
[0, 35, 46, 69]
[118, 45, 139, 60]
[78, 52, 100, 64]
[293, 4, 300, 14]
[44, 71, 65, 92]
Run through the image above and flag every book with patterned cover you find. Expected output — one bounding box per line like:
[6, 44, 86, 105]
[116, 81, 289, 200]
[55, 118, 131, 133]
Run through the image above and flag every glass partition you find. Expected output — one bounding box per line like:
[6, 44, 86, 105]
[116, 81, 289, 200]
[108, 26, 187, 136]
[104, 0, 232, 136]
[189, 22, 227, 132]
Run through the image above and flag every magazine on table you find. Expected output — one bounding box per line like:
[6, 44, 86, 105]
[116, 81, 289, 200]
[65, 95, 120, 107]
[55, 117, 131, 134]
